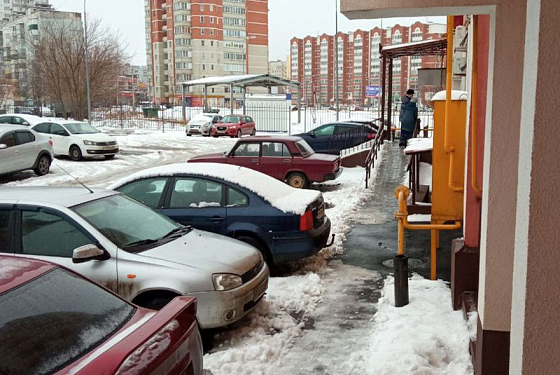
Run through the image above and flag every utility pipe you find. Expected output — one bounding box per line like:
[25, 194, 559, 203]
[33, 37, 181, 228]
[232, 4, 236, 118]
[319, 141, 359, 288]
[471, 16, 483, 195]
[444, 16, 464, 193]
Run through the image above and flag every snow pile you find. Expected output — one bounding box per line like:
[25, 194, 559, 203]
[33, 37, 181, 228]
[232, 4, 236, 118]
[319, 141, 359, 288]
[204, 273, 323, 375]
[367, 275, 473, 375]
[108, 163, 321, 215]
[404, 138, 433, 154]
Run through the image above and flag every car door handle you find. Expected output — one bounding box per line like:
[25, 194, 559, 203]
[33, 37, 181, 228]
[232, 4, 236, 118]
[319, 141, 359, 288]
[284, 159, 291, 163]
[211, 216, 225, 222]
[251, 158, 259, 163]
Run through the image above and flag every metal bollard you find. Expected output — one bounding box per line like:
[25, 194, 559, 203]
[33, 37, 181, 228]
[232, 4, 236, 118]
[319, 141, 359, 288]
[394, 254, 409, 307]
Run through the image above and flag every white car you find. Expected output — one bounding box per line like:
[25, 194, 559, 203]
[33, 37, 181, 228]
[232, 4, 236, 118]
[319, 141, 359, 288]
[0, 187, 269, 329]
[0, 114, 45, 127]
[32, 120, 119, 160]
[186, 113, 222, 136]
[0, 125, 53, 176]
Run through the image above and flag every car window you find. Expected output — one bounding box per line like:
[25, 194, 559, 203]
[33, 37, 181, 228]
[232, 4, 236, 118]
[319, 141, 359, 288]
[262, 142, 291, 157]
[314, 124, 336, 137]
[0, 209, 10, 253]
[169, 178, 223, 208]
[0, 132, 16, 148]
[222, 115, 240, 123]
[232, 142, 260, 157]
[227, 187, 248, 207]
[117, 178, 169, 209]
[21, 210, 92, 258]
[245, 116, 253, 123]
[295, 140, 315, 157]
[15, 131, 35, 145]
[0, 116, 11, 124]
[50, 123, 68, 136]
[335, 125, 360, 136]
[33, 122, 51, 133]
[11, 116, 25, 125]
[0, 267, 135, 375]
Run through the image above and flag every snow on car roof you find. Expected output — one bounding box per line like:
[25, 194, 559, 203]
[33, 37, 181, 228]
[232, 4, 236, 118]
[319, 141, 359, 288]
[107, 163, 321, 215]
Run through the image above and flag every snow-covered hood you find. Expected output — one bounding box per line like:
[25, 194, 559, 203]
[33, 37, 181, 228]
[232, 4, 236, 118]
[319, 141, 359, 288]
[140, 229, 261, 275]
[71, 133, 117, 143]
[188, 119, 212, 127]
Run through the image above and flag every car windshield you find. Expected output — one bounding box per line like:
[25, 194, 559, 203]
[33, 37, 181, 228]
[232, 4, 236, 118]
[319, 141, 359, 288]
[72, 194, 181, 252]
[0, 267, 135, 375]
[190, 114, 213, 122]
[221, 115, 240, 123]
[295, 139, 315, 157]
[64, 123, 101, 135]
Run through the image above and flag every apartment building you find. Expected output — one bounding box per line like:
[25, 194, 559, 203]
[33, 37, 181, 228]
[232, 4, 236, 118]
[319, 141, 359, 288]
[290, 22, 446, 106]
[0, 0, 50, 21]
[145, 0, 269, 106]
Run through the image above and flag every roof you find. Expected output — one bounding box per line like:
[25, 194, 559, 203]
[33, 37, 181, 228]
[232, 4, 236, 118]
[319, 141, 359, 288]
[240, 135, 303, 142]
[0, 187, 118, 207]
[107, 163, 321, 215]
[182, 74, 300, 88]
[0, 124, 31, 133]
[0, 114, 43, 121]
[382, 38, 447, 59]
[0, 256, 55, 293]
[431, 90, 468, 101]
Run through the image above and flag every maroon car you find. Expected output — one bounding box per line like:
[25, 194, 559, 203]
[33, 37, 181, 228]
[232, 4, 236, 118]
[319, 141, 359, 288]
[189, 136, 342, 188]
[211, 114, 256, 138]
[0, 256, 203, 375]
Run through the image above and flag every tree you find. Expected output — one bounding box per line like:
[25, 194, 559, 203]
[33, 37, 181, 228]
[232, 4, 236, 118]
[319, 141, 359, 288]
[30, 19, 127, 120]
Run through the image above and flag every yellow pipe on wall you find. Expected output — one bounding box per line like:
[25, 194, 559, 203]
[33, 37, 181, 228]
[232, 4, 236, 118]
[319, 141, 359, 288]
[471, 15, 483, 195]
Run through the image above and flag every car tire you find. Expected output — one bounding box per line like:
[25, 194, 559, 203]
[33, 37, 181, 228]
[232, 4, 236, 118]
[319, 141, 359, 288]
[187, 133, 192, 137]
[236, 235, 276, 273]
[33, 155, 51, 176]
[139, 296, 175, 311]
[104, 155, 115, 160]
[69, 145, 82, 161]
[237, 130, 242, 138]
[250, 129, 256, 136]
[286, 172, 309, 189]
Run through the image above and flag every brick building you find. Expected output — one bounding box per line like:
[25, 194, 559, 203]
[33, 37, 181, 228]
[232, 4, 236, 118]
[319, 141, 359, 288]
[290, 22, 446, 106]
[145, 0, 269, 106]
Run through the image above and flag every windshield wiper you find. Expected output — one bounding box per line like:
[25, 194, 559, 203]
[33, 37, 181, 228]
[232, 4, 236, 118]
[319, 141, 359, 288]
[123, 238, 160, 248]
[161, 225, 193, 239]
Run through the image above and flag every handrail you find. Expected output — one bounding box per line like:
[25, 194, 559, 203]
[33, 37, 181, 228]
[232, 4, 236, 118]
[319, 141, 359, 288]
[394, 185, 461, 279]
[471, 16, 483, 195]
[364, 120, 385, 188]
[444, 16, 464, 193]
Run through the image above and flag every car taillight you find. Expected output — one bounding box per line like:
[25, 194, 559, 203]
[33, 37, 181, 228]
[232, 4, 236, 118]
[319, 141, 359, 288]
[300, 209, 313, 231]
[367, 133, 375, 139]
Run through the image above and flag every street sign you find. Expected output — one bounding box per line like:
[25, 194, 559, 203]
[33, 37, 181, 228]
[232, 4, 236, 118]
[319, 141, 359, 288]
[366, 85, 380, 98]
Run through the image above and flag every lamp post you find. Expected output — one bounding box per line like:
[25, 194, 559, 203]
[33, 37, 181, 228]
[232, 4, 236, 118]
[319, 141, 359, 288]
[84, 0, 92, 123]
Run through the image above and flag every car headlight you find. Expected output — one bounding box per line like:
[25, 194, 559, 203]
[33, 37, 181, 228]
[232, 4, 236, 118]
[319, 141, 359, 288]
[83, 140, 97, 145]
[202, 122, 211, 129]
[213, 274, 242, 291]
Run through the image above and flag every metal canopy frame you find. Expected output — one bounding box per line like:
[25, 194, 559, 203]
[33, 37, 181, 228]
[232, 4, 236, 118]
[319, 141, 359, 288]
[181, 74, 302, 120]
[380, 38, 447, 139]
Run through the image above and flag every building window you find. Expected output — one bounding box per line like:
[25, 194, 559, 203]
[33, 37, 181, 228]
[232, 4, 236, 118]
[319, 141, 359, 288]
[210, 16, 214, 23]
[210, 29, 214, 36]
[200, 16, 204, 23]
[200, 4, 204, 11]
[201, 28, 205, 35]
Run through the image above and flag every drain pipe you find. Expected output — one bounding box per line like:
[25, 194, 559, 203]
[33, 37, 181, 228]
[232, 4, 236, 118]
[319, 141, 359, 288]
[471, 16, 483, 195]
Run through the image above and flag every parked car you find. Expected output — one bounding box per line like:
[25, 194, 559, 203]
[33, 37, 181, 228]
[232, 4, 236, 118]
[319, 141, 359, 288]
[0, 256, 203, 375]
[189, 136, 342, 188]
[0, 187, 269, 329]
[0, 124, 53, 176]
[0, 113, 44, 126]
[211, 115, 256, 138]
[186, 113, 222, 136]
[293, 122, 376, 155]
[108, 163, 332, 267]
[32, 120, 119, 160]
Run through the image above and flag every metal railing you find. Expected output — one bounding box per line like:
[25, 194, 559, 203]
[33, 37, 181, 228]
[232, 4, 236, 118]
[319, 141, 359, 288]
[364, 118, 386, 189]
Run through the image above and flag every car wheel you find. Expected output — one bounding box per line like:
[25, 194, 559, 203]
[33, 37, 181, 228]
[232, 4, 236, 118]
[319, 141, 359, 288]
[139, 296, 175, 310]
[235, 235, 276, 273]
[69, 145, 82, 161]
[187, 133, 192, 137]
[33, 155, 51, 176]
[104, 155, 115, 160]
[237, 130, 242, 138]
[287, 172, 309, 189]
[250, 129, 256, 136]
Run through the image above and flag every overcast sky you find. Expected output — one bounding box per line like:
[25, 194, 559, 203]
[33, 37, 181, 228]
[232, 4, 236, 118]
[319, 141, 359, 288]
[50, 0, 445, 65]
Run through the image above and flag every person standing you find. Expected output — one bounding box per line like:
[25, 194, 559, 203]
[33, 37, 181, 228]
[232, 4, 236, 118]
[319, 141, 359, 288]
[399, 89, 418, 147]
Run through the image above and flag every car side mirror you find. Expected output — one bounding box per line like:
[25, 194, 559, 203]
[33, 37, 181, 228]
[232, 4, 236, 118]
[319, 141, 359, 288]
[22, 121, 30, 126]
[72, 244, 109, 264]
[0, 144, 6, 150]
[309, 131, 316, 138]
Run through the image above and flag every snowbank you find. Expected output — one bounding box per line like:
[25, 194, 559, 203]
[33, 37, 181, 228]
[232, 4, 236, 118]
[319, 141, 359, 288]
[404, 138, 433, 154]
[108, 163, 321, 215]
[367, 275, 473, 375]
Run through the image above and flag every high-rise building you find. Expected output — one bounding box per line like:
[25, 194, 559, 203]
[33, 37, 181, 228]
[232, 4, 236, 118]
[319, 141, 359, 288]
[0, 0, 50, 21]
[145, 0, 269, 107]
[290, 22, 446, 106]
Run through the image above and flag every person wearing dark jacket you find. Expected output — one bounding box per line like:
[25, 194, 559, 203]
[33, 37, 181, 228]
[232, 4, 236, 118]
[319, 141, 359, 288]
[399, 89, 418, 146]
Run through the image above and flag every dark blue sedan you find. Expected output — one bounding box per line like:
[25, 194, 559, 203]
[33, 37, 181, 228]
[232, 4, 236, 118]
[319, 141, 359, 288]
[109, 163, 332, 268]
[293, 121, 377, 155]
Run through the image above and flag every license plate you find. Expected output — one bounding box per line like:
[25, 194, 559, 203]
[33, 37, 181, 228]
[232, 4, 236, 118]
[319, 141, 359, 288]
[103, 146, 116, 151]
[191, 125, 200, 129]
[317, 207, 325, 220]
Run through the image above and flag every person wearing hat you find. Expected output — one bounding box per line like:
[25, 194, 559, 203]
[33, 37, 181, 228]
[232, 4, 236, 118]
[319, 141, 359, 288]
[399, 89, 418, 147]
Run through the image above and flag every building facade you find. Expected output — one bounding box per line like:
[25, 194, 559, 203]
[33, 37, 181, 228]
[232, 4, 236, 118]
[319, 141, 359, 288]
[290, 22, 445, 106]
[0, 0, 50, 21]
[145, 0, 269, 106]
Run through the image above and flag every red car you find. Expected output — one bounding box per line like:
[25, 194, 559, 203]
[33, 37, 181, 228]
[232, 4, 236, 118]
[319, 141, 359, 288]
[211, 114, 256, 138]
[0, 256, 203, 375]
[189, 136, 342, 188]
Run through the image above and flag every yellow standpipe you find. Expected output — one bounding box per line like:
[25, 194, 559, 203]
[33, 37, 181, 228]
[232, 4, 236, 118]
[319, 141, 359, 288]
[444, 15, 464, 193]
[471, 15, 483, 195]
[394, 185, 461, 280]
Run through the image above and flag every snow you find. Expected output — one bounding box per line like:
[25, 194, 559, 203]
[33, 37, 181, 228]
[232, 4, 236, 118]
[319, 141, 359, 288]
[107, 163, 321, 215]
[431, 90, 468, 102]
[404, 137, 433, 154]
[366, 275, 473, 375]
[408, 214, 432, 223]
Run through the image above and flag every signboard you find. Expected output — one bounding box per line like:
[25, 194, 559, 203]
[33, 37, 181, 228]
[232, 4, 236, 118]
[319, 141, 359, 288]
[366, 85, 380, 98]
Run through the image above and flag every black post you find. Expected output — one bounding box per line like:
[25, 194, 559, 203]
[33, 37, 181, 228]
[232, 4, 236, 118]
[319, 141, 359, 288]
[394, 255, 409, 307]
